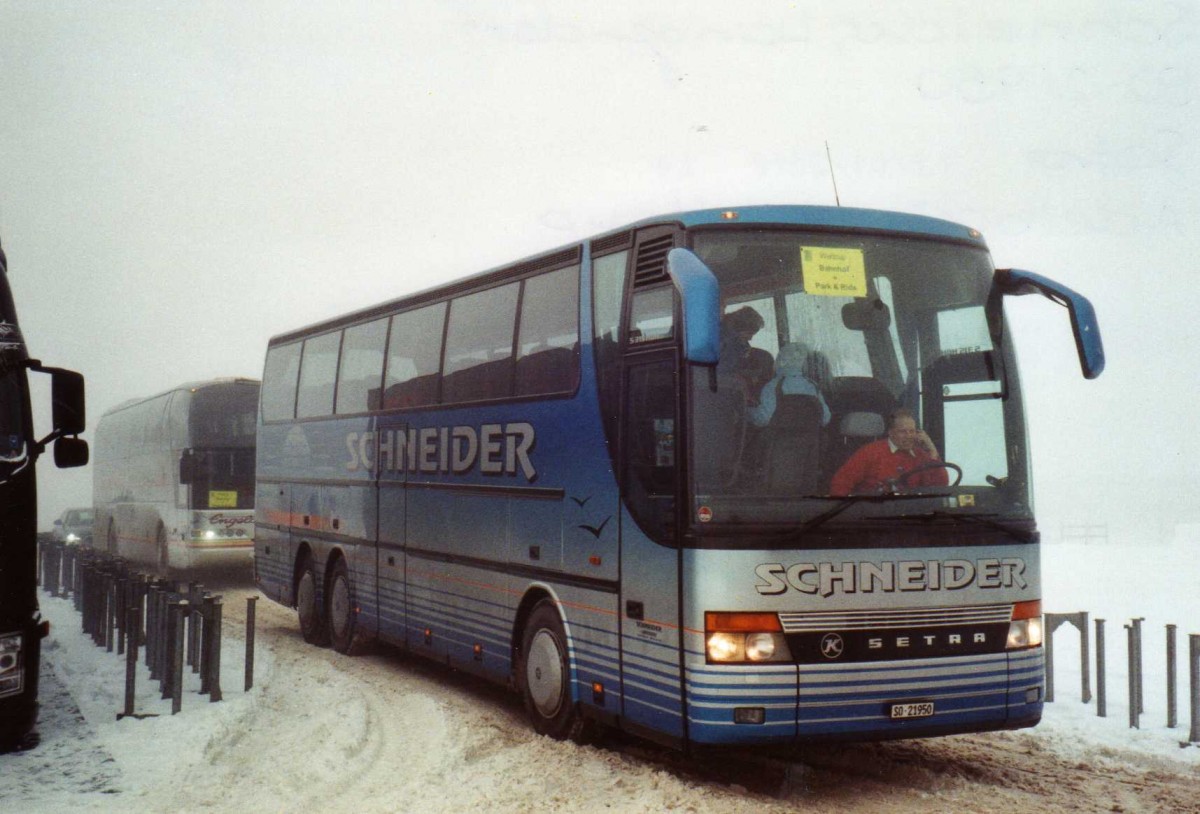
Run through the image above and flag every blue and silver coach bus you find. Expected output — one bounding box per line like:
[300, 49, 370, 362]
[254, 205, 1103, 749]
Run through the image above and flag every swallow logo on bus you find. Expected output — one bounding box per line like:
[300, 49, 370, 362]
[820, 633, 845, 659]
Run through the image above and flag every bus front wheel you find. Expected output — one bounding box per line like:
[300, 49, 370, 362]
[296, 556, 329, 647]
[327, 558, 368, 655]
[519, 600, 592, 742]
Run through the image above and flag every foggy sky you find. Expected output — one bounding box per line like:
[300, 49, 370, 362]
[1, 2, 1196, 541]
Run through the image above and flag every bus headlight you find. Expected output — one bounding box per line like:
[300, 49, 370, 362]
[1006, 600, 1043, 649]
[65, 533, 80, 543]
[705, 612, 791, 664]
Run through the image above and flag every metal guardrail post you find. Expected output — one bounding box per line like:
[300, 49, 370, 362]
[204, 595, 223, 703]
[163, 599, 180, 700]
[1190, 634, 1200, 744]
[1095, 618, 1106, 718]
[1044, 612, 1091, 704]
[171, 600, 187, 715]
[1167, 624, 1177, 729]
[1126, 624, 1139, 729]
[1132, 617, 1145, 715]
[245, 596, 257, 692]
[123, 606, 140, 719]
[105, 572, 116, 653]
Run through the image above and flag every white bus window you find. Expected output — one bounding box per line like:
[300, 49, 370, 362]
[516, 266, 580, 396]
[336, 317, 388, 414]
[383, 302, 446, 409]
[443, 282, 519, 404]
[938, 305, 990, 354]
[296, 332, 341, 419]
[261, 341, 302, 421]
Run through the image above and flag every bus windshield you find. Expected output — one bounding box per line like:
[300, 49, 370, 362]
[689, 228, 1031, 534]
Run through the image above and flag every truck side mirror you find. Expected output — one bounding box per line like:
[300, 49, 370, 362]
[54, 436, 89, 468]
[51, 369, 86, 435]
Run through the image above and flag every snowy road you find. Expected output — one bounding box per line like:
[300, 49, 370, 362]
[6, 576, 1200, 813]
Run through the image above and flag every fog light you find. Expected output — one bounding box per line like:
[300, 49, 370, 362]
[733, 707, 765, 724]
[1025, 686, 1042, 704]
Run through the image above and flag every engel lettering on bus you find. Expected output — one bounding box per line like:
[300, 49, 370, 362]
[344, 423, 536, 481]
[753, 558, 1027, 597]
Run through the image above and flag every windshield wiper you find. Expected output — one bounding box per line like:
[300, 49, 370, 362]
[882, 510, 1036, 543]
[777, 492, 940, 542]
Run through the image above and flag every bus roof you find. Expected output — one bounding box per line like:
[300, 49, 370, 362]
[101, 377, 260, 418]
[268, 204, 988, 346]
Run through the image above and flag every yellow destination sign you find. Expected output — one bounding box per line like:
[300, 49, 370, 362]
[801, 246, 867, 297]
[209, 490, 238, 508]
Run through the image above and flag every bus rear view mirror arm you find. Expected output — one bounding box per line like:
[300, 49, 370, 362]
[666, 248, 721, 365]
[989, 268, 1105, 380]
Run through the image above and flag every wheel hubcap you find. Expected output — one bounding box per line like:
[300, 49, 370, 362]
[526, 629, 564, 717]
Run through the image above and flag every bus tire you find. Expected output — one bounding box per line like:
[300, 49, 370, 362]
[519, 600, 592, 742]
[326, 558, 367, 656]
[296, 555, 329, 647]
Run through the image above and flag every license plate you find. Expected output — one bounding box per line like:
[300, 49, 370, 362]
[889, 701, 934, 720]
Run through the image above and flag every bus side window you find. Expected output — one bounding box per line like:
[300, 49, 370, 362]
[515, 265, 580, 397]
[261, 341, 302, 421]
[336, 317, 388, 414]
[383, 302, 446, 410]
[442, 282, 519, 404]
[296, 332, 342, 419]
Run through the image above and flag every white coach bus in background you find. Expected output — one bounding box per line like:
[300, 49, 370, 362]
[93, 378, 259, 571]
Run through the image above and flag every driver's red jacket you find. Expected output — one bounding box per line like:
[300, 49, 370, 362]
[830, 439, 949, 496]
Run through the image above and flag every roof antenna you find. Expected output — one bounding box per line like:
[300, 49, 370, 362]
[825, 141, 841, 207]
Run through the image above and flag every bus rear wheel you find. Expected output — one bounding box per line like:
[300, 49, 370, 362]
[326, 558, 368, 655]
[296, 555, 329, 647]
[519, 600, 593, 742]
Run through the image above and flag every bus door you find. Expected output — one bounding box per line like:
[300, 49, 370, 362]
[618, 348, 687, 743]
[375, 420, 407, 645]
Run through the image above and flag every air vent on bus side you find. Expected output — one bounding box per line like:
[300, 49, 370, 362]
[633, 234, 675, 288]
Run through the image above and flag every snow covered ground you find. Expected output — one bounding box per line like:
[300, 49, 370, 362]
[4, 534, 1199, 813]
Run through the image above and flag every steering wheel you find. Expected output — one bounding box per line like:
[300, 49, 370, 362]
[888, 461, 963, 491]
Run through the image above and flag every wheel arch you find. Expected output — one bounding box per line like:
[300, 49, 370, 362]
[511, 585, 570, 685]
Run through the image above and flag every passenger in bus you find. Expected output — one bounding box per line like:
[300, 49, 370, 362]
[747, 341, 831, 428]
[718, 307, 765, 382]
[829, 408, 948, 495]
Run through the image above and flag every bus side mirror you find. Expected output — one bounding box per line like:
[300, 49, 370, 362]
[990, 269, 1105, 380]
[665, 248, 720, 365]
[54, 436, 89, 468]
[179, 450, 195, 484]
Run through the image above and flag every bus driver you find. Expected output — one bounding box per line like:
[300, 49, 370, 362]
[830, 408, 949, 495]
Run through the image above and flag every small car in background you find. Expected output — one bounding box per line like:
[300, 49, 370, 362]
[52, 507, 93, 545]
